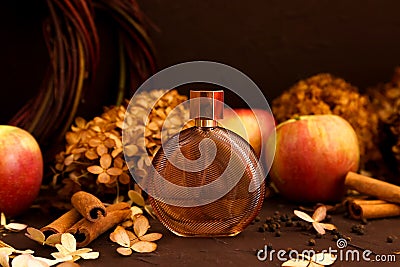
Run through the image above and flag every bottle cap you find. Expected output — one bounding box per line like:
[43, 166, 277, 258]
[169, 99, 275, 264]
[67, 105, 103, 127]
[190, 90, 224, 120]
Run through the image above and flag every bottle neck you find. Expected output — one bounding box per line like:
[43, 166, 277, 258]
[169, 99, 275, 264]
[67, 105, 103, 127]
[194, 118, 218, 128]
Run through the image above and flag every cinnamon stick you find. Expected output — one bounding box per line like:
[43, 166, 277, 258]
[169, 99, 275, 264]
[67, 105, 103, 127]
[67, 202, 131, 247]
[40, 208, 82, 236]
[344, 172, 400, 204]
[348, 199, 400, 220]
[71, 191, 107, 222]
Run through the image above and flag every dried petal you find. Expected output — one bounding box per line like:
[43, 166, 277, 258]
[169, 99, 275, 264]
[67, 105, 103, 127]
[85, 150, 98, 160]
[118, 173, 131, 185]
[45, 234, 62, 246]
[134, 215, 150, 237]
[125, 145, 139, 157]
[25, 227, 45, 244]
[97, 173, 111, 184]
[140, 233, 162, 242]
[88, 138, 102, 147]
[128, 190, 145, 207]
[96, 144, 108, 156]
[147, 122, 159, 131]
[126, 230, 139, 244]
[100, 154, 112, 169]
[76, 250, 99, 260]
[75, 117, 87, 128]
[281, 258, 313, 267]
[116, 247, 133, 256]
[130, 206, 143, 217]
[51, 233, 98, 263]
[64, 155, 74, 166]
[121, 220, 133, 228]
[312, 222, 326, 235]
[11, 254, 51, 267]
[1, 213, 6, 226]
[311, 253, 337, 265]
[294, 210, 314, 223]
[60, 233, 76, 253]
[66, 132, 79, 145]
[87, 166, 104, 175]
[71, 147, 86, 154]
[107, 167, 123, 176]
[130, 241, 157, 253]
[111, 148, 123, 158]
[144, 205, 156, 219]
[320, 223, 336, 231]
[0, 241, 12, 249]
[0, 247, 13, 267]
[312, 206, 327, 222]
[5, 223, 27, 232]
[104, 138, 116, 148]
[110, 226, 131, 247]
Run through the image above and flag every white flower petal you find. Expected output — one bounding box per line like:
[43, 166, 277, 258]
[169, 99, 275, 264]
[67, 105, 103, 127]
[312, 206, 327, 222]
[0, 251, 11, 267]
[320, 223, 336, 231]
[79, 252, 99, 260]
[312, 222, 326, 235]
[11, 254, 49, 267]
[50, 252, 72, 261]
[54, 244, 69, 256]
[294, 210, 315, 223]
[311, 252, 337, 265]
[60, 233, 76, 252]
[0, 213, 6, 226]
[13, 249, 34, 254]
[5, 223, 27, 231]
[281, 258, 311, 267]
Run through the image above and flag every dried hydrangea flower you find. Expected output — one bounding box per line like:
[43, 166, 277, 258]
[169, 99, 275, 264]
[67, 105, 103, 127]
[368, 67, 400, 181]
[53, 89, 190, 202]
[294, 206, 336, 235]
[272, 73, 380, 169]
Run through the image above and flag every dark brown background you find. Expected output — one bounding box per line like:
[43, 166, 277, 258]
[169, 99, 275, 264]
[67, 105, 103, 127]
[2, 0, 400, 123]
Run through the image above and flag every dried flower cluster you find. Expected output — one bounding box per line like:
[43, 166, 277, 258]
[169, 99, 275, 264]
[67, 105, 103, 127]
[368, 67, 400, 180]
[0, 233, 98, 267]
[110, 214, 162, 255]
[272, 73, 380, 168]
[53, 89, 190, 201]
[123, 89, 192, 183]
[294, 206, 336, 235]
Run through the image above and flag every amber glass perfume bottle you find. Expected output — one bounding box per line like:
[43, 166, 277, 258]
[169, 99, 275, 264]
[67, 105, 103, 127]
[149, 90, 265, 237]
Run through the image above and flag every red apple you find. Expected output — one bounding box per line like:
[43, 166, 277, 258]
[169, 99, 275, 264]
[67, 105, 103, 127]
[0, 125, 43, 217]
[220, 108, 275, 158]
[267, 115, 360, 202]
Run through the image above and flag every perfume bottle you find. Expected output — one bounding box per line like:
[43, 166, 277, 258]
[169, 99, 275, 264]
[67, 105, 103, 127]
[148, 90, 265, 237]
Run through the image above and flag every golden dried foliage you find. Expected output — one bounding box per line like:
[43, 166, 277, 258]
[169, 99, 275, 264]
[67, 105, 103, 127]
[272, 73, 380, 168]
[368, 67, 400, 179]
[53, 89, 190, 201]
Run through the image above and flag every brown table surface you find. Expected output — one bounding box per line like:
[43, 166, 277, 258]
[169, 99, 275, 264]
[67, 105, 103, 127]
[3, 198, 400, 267]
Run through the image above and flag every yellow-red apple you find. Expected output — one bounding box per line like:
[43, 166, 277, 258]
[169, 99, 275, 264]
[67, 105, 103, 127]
[220, 108, 275, 158]
[267, 115, 359, 202]
[0, 125, 43, 217]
